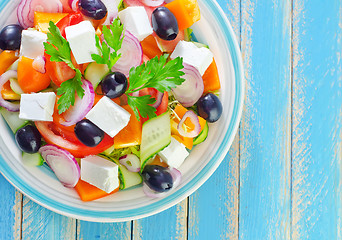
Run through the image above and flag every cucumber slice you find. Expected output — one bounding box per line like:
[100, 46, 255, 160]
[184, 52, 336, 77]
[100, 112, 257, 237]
[22, 152, 44, 166]
[192, 41, 209, 49]
[84, 62, 110, 89]
[0, 108, 28, 133]
[102, 144, 115, 156]
[140, 112, 171, 169]
[184, 28, 193, 41]
[112, 159, 142, 190]
[193, 121, 209, 145]
[8, 59, 19, 71]
[10, 78, 24, 94]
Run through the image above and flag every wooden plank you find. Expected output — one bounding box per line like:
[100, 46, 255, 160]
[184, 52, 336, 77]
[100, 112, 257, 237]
[187, 1, 240, 239]
[0, 175, 22, 240]
[21, 197, 76, 240]
[77, 220, 131, 240]
[291, 0, 342, 239]
[188, 136, 240, 240]
[132, 200, 187, 240]
[239, 0, 292, 239]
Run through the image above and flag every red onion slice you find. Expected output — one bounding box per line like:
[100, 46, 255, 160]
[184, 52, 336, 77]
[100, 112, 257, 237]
[168, 167, 181, 187]
[68, 0, 79, 11]
[143, 167, 182, 198]
[0, 70, 20, 112]
[39, 144, 80, 188]
[61, 79, 95, 126]
[171, 63, 204, 107]
[112, 31, 143, 76]
[17, 0, 63, 28]
[32, 55, 46, 74]
[177, 110, 201, 138]
[139, 0, 164, 7]
[119, 154, 141, 172]
[151, 91, 164, 108]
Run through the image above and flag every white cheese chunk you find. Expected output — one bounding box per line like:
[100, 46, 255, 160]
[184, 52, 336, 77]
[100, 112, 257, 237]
[20, 29, 47, 59]
[81, 155, 119, 193]
[158, 137, 189, 169]
[19, 92, 56, 121]
[85, 96, 131, 138]
[170, 41, 214, 75]
[65, 21, 98, 64]
[118, 7, 153, 41]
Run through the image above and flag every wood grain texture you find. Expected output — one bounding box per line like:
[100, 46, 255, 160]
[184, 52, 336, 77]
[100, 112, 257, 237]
[21, 197, 76, 240]
[291, 0, 342, 239]
[132, 200, 187, 240]
[188, 136, 240, 240]
[0, 175, 21, 240]
[77, 220, 131, 240]
[239, 0, 292, 239]
[188, 1, 240, 239]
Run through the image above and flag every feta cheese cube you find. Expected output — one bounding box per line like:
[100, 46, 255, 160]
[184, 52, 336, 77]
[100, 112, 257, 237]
[118, 7, 153, 41]
[20, 29, 47, 59]
[86, 96, 131, 137]
[81, 155, 119, 193]
[65, 21, 98, 64]
[158, 137, 189, 168]
[170, 41, 214, 75]
[19, 92, 56, 121]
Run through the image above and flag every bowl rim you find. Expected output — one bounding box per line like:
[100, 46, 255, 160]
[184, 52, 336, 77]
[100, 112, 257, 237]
[0, 0, 244, 222]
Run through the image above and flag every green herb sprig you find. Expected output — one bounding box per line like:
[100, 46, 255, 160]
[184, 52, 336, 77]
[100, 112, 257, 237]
[126, 55, 185, 120]
[43, 21, 84, 114]
[86, 19, 185, 121]
[91, 18, 124, 69]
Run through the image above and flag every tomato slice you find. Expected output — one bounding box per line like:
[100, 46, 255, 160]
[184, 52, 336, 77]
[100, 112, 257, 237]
[139, 88, 169, 123]
[45, 53, 78, 86]
[35, 121, 114, 158]
[45, 12, 84, 86]
[56, 12, 84, 38]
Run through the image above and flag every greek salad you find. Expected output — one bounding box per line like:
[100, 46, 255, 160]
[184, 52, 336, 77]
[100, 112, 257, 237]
[0, 0, 223, 201]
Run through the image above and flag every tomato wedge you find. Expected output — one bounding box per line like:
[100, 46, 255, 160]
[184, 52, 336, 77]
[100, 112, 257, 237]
[139, 88, 169, 123]
[45, 12, 84, 86]
[35, 121, 114, 158]
[56, 12, 84, 38]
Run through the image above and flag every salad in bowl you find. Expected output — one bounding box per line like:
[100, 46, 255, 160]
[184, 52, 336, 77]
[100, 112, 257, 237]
[0, 0, 243, 221]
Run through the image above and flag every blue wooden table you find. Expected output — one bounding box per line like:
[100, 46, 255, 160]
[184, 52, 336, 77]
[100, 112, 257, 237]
[1, 0, 341, 239]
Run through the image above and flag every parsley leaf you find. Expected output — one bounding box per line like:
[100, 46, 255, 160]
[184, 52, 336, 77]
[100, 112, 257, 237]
[127, 55, 185, 93]
[91, 18, 124, 69]
[126, 55, 185, 121]
[43, 21, 84, 114]
[127, 95, 157, 119]
[56, 69, 84, 113]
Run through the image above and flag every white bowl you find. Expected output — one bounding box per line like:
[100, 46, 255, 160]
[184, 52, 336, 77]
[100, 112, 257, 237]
[0, 0, 244, 222]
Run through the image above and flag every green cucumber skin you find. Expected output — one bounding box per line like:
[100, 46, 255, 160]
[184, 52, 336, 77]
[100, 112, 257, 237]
[116, 160, 142, 190]
[22, 152, 44, 166]
[0, 108, 29, 133]
[140, 112, 171, 170]
[193, 121, 209, 145]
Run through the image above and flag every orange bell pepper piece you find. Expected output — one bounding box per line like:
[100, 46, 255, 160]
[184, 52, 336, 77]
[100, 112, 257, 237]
[202, 59, 221, 93]
[171, 104, 206, 149]
[114, 105, 142, 148]
[17, 56, 51, 93]
[34, 12, 68, 33]
[165, 0, 201, 30]
[140, 35, 163, 59]
[1, 82, 20, 100]
[74, 180, 119, 202]
[0, 50, 18, 75]
[0, 50, 20, 100]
